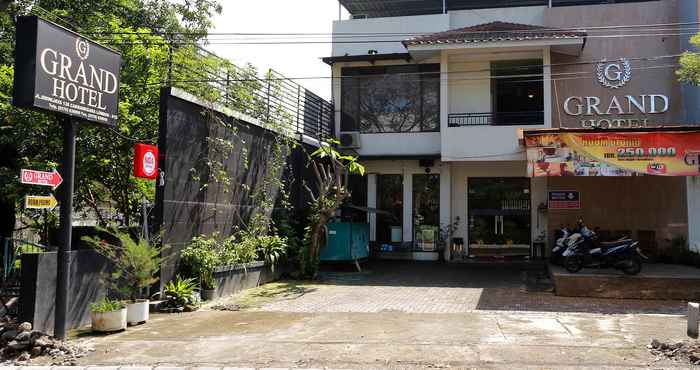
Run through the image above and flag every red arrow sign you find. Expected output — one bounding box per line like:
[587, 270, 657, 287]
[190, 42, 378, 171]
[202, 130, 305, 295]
[20, 169, 63, 190]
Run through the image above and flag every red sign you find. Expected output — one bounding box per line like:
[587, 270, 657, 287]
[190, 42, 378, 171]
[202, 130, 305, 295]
[133, 143, 158, 179]
[20, 169, 63, 190]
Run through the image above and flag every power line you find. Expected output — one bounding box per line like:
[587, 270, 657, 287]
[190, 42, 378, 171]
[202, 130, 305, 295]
[80, 20, 700, 36]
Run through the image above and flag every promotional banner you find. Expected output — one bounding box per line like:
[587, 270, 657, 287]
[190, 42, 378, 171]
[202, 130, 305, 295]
[525, 130, 700, 177]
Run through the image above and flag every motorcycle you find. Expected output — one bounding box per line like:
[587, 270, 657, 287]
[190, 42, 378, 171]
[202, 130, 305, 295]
[562, 225, 647, 275]
[549, 226, 571, 265]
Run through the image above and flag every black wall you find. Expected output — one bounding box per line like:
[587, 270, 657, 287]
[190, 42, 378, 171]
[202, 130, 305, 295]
[155, 88, 317, 286]
[20, 250, 109, 334]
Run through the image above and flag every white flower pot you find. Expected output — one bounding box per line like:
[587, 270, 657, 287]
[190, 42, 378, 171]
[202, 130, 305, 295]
[126, 300, 150, 325]
[91, 308, 127, 332]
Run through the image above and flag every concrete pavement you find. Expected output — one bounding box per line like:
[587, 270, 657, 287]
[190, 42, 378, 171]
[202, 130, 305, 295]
[60, 310, 694, 369]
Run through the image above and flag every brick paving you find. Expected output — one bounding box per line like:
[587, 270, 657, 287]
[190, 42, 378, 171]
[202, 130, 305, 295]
[257, 261, 688, 315]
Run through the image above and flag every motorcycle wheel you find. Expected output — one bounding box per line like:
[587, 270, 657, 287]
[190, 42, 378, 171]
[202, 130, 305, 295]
[621, 256, 642, 275]
[564, 255, 583, 273]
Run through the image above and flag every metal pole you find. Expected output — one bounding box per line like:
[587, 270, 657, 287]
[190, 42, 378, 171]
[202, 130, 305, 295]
[55, 117, 76, 340]
[443, 0, 446, 13]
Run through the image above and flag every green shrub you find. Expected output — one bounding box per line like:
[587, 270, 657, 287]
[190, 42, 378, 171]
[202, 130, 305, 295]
[181, 234, 221, 289]
[162, 276, 199, 310]
[90, 298, 125, 313]
[82, 227, 163, 300]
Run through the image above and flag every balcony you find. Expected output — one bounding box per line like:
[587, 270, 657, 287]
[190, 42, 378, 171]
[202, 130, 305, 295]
[447, 111, 545, 127]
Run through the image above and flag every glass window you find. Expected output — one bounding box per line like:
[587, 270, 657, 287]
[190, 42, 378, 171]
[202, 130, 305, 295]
[341, 64, 440, 133]
[413, 174, 440, 251]
[491, 60, 544, 126]
[376, 174, 403, 243]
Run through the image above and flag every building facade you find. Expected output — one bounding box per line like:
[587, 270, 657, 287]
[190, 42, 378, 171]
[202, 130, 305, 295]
[325, 0, 700, 261]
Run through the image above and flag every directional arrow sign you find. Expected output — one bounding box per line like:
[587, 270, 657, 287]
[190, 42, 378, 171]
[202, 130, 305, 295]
[20, 169, 63, 190]
[25, 194, 58, 210]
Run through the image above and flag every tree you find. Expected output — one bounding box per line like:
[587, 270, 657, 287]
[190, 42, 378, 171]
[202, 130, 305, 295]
[300, 142, 364, 278]
[0, 0, 223, 239]
[678, 34, 700, 84]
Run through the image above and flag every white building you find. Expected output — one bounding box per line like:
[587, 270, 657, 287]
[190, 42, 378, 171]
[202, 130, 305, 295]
[325, 0, 700, 261]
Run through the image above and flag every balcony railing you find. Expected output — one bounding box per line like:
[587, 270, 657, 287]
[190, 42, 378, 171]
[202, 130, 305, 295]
[448, 111, 544, 127]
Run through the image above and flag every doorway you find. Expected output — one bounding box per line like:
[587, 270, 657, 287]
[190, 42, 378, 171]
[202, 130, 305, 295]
[467, 178, 531, 257]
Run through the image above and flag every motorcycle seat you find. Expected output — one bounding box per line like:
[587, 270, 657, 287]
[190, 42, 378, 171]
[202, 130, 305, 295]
[599, 240, 630, 248]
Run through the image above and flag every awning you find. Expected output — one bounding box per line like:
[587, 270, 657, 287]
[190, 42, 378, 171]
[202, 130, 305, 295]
[523, 127, 700, 177]
[322, 53, 412, 65]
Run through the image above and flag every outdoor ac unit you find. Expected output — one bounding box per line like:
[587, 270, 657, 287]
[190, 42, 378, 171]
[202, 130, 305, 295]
[339, 132, 361, 149]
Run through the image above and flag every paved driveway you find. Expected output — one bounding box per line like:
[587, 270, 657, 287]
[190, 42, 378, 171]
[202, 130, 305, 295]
[254, 261, 687, 315]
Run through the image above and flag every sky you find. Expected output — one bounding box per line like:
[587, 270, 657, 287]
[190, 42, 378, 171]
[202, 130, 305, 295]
[208, 0, 350, 101]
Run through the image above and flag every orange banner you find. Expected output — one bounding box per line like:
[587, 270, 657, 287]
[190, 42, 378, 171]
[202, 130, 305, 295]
[525, 131, 700, 177]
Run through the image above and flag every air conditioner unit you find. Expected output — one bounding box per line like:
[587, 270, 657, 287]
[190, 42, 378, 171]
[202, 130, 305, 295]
[339, 132, 361, 149]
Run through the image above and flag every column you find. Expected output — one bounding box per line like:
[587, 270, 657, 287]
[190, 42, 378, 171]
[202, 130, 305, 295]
[543, 46, 552, 128]
[403, 172, 413, 244]
[688, 177, 700, 253]
[440, 51, 449, 154]
[367, 174, 377, 242]
[440, 163, 452, 260]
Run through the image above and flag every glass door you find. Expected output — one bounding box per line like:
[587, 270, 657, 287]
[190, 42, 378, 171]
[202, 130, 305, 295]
[467, 178, 531, 257]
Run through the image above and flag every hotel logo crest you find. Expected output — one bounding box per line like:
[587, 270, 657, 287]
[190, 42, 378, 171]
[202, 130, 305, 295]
[596, 58, 631, 89]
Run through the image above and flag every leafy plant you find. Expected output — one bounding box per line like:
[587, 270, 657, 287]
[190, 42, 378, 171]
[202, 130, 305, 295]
[181, 234, 222, 289]
[90, 298, 126, 313]
[82, 228, 163, 301]
[162, 276, 200, 311]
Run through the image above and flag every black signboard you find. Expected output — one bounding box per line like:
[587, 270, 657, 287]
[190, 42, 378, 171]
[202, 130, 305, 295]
[548, 190, 581, 209]
[13, 16, 121, 126]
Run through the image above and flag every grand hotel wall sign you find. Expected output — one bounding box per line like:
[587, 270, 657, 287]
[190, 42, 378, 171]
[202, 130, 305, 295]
[561, 58, 669, 129]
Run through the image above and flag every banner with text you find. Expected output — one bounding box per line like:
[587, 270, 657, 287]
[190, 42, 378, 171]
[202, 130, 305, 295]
[525, 130, 700, 177]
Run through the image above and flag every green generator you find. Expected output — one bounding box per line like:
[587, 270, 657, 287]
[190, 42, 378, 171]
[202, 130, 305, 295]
[320, 222, 369, 262]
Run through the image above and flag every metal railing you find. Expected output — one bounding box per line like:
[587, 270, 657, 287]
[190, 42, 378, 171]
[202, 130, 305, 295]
[448, 111, 544, 127]
[169, 47, 334, 141]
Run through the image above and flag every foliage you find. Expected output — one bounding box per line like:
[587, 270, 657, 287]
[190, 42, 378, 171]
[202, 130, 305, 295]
[180, 234, 221, 289]
[181, 228, 289, 286]
[678, 34, 700, 85]
[82, 227, 163, 301]
[162, 275, 199, 311]
[0, 0, 224, 237]
[90, 298, 126, 313]
[300, 141, 365, 278]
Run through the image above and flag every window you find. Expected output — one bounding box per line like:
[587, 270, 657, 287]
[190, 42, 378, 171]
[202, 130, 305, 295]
[376, 174, 403, 243]
[491, 60, 544, 125]
[413, 174, 440, 251]
[341, 64, 440, 133]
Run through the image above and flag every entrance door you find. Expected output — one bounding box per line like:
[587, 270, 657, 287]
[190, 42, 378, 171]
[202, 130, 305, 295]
[467, 178, 531, 257]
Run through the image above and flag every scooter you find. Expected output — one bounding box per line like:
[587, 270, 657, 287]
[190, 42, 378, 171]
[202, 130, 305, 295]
[549, 226, 571, 265]
[562, 226, 647, 275]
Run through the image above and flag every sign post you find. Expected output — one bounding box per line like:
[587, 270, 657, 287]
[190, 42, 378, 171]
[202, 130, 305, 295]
[13, 16, 121, 339]
[55, 118, 76, 340]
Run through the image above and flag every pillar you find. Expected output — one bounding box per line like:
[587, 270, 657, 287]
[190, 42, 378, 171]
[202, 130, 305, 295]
[688, 177, 700, 253]
[367, 174, 377, 242]
[440, 163, 452, 260]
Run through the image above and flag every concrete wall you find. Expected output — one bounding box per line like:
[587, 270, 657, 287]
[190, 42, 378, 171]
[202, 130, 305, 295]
[357, 132, 441, 156]
[546, 0, 685, 128]
[547, 176, 688, 248]
[448, 6, 545, 28]
[688, 177, 700, 252]
[332, 14, 449, 56]
[20, 250, 109, 334]
[679, 0, 700, 124]
[210, 262, 281, 299]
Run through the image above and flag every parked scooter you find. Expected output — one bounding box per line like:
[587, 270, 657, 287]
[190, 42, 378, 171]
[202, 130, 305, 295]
[549, 225, 571, 265]
[562, 221, 647, 275]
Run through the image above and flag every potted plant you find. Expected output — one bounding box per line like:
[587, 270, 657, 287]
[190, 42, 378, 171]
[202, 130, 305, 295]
[161, 276, 200, 312]
[181, 235, 220, 300]
[90, 298, 127, 332]
[83, 228, 162, 325]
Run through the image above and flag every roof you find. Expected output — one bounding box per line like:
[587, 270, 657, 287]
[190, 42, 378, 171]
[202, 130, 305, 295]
[338, 0, 548, 18]
[322, 53, 412, 65]
[403, 21, 586, 47]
